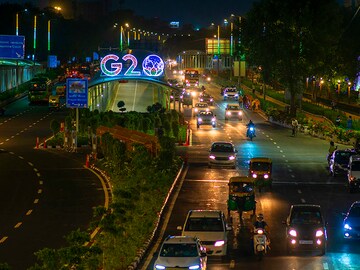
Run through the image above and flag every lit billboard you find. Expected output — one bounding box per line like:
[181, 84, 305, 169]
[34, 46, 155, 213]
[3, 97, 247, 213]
[206, 38, 231, 55]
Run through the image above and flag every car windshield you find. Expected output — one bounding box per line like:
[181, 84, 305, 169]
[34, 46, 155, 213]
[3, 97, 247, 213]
[226, 89, 237, 93]
[335, 152, 354, 164]
[351, 162, 360, 171]
[227, 105, 239, 110]
[160, 243, 198, 257]
[199, 111, 213, 116]
[211, 144, 234, 152]
[196, 103, 208, 108]
[251, 162, 270, 171]
[231, 182, 253, 193]
[185, 217, 224, 231]
[291, 210, 322, 225]
[348, 206, 360, 217]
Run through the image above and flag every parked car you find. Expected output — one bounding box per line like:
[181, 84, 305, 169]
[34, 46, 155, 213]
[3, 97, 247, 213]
[208, 141, 237, 168]
[329, 149, 357, 176]
[177, 210, 231, 257]
[342, 201, 360, 239]
[154, 235, 207, 270]
[348, 155, 360, 193]
[284, 204, 327, 255]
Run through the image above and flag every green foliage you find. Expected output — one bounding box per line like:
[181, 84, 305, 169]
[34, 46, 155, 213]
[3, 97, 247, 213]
[50, 119, 61, 136]
[0, 263, 11, 270]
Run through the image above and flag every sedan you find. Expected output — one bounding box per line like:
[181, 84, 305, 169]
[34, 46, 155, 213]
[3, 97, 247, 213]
[208, 142, 237, 168]
[343, 201, 360, 239]
[284, 204, 327, 255]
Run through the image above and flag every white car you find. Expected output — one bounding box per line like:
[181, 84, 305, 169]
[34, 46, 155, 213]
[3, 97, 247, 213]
[154, 236, 207, 270]
[177, 210, 231, 257]
[196, 111, 216, 128]
[348, 155, 360, 193]
[225, 104, 243, 121]
[223, 87, 239, 101]
[193, 102, 209, 117]
[208, 142, 237, 168]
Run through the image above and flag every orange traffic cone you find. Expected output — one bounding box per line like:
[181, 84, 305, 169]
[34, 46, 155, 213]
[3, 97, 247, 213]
[85, 154, 90, 168]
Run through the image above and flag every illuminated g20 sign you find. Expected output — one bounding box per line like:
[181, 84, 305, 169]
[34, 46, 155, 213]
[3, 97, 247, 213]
[100, 53, 165, 77]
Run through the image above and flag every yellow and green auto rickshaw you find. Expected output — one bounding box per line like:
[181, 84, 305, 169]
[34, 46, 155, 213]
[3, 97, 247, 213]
[249, 157, 272, 192]
[227, 176, 256, 220]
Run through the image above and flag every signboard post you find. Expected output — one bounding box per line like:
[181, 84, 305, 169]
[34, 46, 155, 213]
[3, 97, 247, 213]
[66, 78, 88, 152]
[0, 35, 25, 59]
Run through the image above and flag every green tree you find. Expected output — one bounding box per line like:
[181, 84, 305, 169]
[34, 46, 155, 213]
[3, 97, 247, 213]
[244, 0, 342, 115]
[50, 119, 60, 136]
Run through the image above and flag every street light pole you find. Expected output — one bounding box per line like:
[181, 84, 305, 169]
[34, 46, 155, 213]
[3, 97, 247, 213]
[33, 15, 37, 61]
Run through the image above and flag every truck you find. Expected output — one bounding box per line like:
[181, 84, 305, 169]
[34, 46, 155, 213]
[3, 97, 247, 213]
[184, 69, 200, 88]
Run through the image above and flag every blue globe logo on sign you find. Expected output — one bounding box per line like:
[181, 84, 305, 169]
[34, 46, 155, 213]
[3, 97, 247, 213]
[142, 54, 164, 77]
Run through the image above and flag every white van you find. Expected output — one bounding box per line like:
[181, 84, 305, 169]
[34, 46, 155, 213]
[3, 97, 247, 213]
[348, 155, 360, 193]
[177, 210, 231, 257]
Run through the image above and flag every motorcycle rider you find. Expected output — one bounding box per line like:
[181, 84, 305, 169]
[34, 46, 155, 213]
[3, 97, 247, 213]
[246, 120, 256, 137]
[253, 213, 270, 247]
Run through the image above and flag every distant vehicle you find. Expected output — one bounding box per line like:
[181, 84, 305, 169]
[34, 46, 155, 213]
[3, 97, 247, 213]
[193, 102, 209, 117]
[177, 210, 231, 257]
[182, 91, 193, 107]
[184, 69, 200, 87]
[48, 95, 60, 110]
[225, 104, 243, 121]
[342, 201, 360, 239]
[167, 78, 181, 87]
[347, 155, 360, 193]
[223, 87, 239, 101]
[199, 93, 214, 105]
[153, 236, 207, 270]
[28, 76, 52, 104]
[208, 141, 237, 168]
[329, 149, 357, 176]
[284, 204, 327, 255]
[196, 110, 216, 128]
[170, 88, 184, 102]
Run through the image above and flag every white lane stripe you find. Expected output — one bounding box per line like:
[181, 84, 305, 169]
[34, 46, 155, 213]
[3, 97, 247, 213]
[14, 222, 22, 228]
[185, 179, 229, 183]
[301, 198, 306, 203]
[323, 262, 329, 270]
[0, 237, 8, 243]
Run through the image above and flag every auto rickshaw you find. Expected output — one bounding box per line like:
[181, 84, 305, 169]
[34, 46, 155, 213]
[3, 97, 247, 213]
[249, 157, 272, 192]
[227, 176, 256, 220]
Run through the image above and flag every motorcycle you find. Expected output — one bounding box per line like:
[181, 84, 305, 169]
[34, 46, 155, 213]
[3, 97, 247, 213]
[253, 228, 268, 261]
[247, 126, 256, 141]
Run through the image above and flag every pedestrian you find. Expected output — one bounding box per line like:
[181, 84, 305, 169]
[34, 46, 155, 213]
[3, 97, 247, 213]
[335, 115, 341, 127]
[347, 116, 353, 130]
[291, 118, 299, 136]
[331, 100, 336, 110]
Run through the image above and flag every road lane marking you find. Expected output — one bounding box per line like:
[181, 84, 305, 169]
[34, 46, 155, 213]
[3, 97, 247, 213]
[277, 146, 280, 148]
[323, 262, 329, 270]
[37, 173, 41, 177]
[26, 210, 33, 215]
[39, 181, 43, 185]
[298, 190, 302, 194]
[301, 198, 306, 203]
[230, 260, 235, 268]
[28, 162, 33, 166]
[34, 199, 39, 204]
[38, 189, 42, 194]
[0, 237, 8, 243]
[14, 222, 22, 228]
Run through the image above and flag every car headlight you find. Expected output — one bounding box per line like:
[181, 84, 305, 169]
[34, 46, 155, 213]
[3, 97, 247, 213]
[200, 98, 203, 101]
[289, 229, 297, 237]
[209, 155, 216, 159]
[214, 240, 225, 247]
[344, 223, 352, 230]
[229, 156, 235, 160]
[210, 98, 213, 102]
[238, 111, 243, 115]
[224, 94, 228, 96]
[211, 117, 216, 122]
[192, 92, 196, 97]
[226, 111, 231, 115]
[250, 127, 254, 131]
[189, 265, 200, 270]
[235, 94, 239, 97]
[155, 265, 166, 270]
[198, 118, 202, 122]
[264, 174, 269, 179]
[195, 108, 198, 112]
[252, 173, 257, 178]
[316, 230, 324, 237]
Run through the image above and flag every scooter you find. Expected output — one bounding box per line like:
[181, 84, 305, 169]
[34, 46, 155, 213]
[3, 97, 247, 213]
[253, 228, 268, 261]
[247, 127, 255, 141]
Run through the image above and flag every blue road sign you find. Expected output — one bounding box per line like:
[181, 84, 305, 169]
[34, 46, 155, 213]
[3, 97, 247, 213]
[66, 78, 88, 108]
[0, 35, 25, 59]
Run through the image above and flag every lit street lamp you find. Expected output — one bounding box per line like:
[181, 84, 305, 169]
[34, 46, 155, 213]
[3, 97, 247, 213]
[348, 82, 351, 100]
[337, 80, 341, 94]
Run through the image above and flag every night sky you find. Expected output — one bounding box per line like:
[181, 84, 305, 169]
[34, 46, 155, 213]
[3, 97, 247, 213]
[122, 0, 258, 28]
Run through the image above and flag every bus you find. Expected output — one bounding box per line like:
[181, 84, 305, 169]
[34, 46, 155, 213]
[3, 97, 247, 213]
[28, 76, 52, 104]
[184, 69, 200, 87]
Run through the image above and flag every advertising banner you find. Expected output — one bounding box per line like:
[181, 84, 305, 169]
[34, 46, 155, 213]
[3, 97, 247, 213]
[0, 35, 25, 59]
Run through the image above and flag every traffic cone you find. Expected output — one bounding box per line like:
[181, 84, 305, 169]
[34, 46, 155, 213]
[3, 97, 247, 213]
[36, 137, 39, 149]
